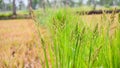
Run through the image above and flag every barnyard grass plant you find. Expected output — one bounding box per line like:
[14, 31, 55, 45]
[35, 8, 120, 68]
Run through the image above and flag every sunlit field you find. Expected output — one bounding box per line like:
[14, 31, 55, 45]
[0, 8, 120, 68]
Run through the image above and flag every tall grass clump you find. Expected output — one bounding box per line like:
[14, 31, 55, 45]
[35, 8, 120, 68]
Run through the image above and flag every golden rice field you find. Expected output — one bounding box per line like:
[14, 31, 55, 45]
[0, 19, 47, 68]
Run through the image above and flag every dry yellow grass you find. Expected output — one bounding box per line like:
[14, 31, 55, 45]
[0, 19, 35, 45]
[0, 19, 46, 68]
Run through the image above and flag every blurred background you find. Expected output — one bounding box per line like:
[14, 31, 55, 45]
[0, 0, 120, 13]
